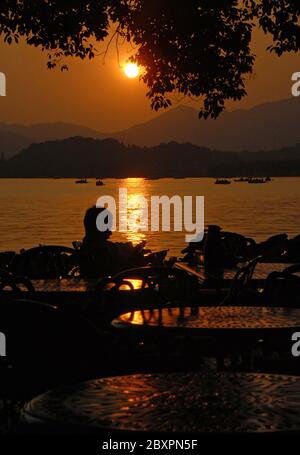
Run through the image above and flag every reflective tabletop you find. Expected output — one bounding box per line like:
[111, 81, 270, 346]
[23, 371, 300, 433]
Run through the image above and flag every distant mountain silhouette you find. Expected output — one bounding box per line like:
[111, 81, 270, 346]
[0, 121, 105, 141]
[114, 98, 300, 150]
[1, 137, 300, 178]
[0, 122, 105, 158]
[0, 138, 213, 178]
[0, 130, 33, 159]
[1, 97, 300, 158]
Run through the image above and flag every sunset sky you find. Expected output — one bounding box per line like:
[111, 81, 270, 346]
[0, 27, 298, 132]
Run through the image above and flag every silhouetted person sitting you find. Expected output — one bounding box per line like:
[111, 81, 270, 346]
[80, 206, 146, 278]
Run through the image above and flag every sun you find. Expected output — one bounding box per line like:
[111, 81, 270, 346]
[124, 63, 139, 79]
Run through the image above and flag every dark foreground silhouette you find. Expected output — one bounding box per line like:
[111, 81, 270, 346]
[80, 206, 148, 277]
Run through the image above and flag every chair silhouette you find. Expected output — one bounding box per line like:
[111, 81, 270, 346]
[221, 232, 256, 266]
[264, 263, 300, 308]
[0, 268, 35, 301]
[182, 230, 256, 266]
[10, 245, 77, 279]
[0, 297, 61, 398]
[96, 266, 199, 309]
[0, 295, 113, 401]
[219, 256, 263, 306]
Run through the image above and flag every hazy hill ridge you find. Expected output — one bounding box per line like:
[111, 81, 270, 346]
[0, 122, 105, 158]
[1, 136, 300, 178]
[1, 97, 300, 159]
[114, 97, 300, 150]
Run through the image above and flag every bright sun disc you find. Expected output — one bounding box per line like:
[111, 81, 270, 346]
[124, 63, 139, 78]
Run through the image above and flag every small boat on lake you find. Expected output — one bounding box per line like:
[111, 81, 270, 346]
[75, 179, 88, 184]
[215, 178, 231, 185]
[234, 177, 249, 182]
[248, 177, 267, 184]
[96, 179, 104, 186]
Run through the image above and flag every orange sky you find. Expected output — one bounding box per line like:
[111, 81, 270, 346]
[0, 28, 299, 132]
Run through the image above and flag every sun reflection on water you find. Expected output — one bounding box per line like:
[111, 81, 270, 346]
[119, 178, 148, 245]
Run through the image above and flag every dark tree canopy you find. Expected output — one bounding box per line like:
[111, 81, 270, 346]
[1, 1, 299, 118]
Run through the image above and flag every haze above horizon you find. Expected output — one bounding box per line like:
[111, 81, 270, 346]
[0, 28, 298, 132]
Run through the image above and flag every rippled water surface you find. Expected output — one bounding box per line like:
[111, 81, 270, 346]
[0, 178, 299, 257]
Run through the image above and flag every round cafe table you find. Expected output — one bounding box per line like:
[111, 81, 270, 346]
[112, 306, 300, 337]
[112, 307, 300, 367]
[23, 371, 300, 433]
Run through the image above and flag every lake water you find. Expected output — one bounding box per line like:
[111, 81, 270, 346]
[0, 177, 300, 257]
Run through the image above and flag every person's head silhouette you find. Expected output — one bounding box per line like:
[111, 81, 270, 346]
[83, 206, 112, 242]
